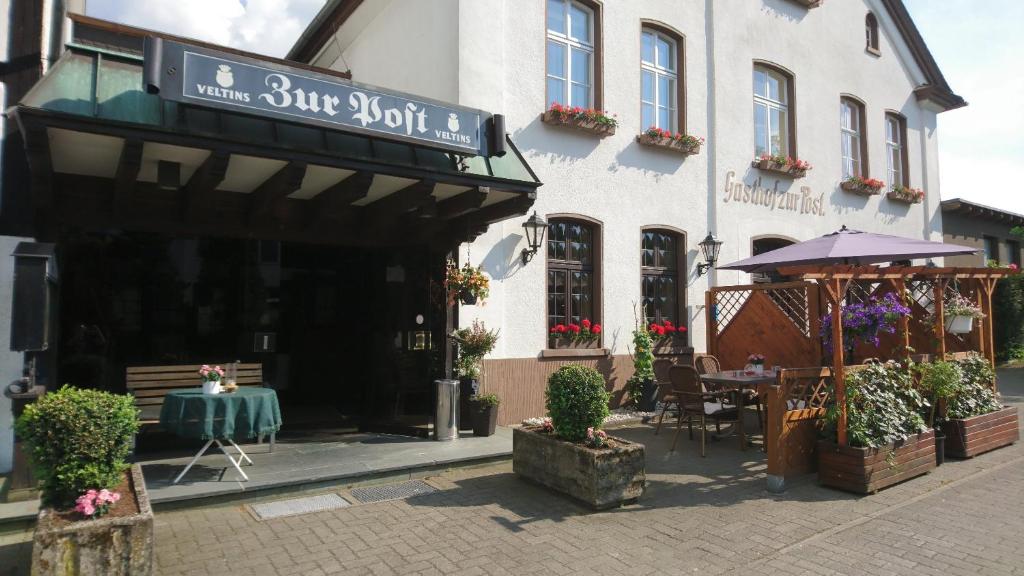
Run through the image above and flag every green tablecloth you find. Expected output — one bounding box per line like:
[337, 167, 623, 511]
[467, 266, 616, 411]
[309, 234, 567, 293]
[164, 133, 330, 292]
[159, 388, 282, 441]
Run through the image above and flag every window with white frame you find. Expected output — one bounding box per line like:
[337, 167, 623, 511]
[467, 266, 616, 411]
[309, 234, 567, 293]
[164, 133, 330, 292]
[753, 65, 790, 157]
[885, 113, 906, 187]
[546, 0, 594, 108]
[641, 28, 677, 132]
[840, 98, 863, 178]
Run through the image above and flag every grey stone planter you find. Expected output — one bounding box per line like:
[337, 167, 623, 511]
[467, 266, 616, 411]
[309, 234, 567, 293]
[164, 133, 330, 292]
[32, 463, 154, 576]
[513, 427, 645, 509]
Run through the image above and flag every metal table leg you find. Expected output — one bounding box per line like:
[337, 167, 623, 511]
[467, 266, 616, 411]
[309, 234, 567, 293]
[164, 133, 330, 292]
[173, 439, 215, 484]
[214, 440, 249, 481]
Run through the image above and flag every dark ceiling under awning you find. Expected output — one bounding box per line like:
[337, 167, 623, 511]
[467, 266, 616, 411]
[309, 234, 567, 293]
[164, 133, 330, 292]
[9, 44, 541, 248]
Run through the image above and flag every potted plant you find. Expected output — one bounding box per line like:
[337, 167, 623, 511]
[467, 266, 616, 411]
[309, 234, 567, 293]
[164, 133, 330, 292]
[746, 353, 766, 375]
[470, 393, 501, 437]
[887, 184, 926, 204]
[941, 353, 1018, 458]
[16, 386, 152, 575]
[627, 319, 657, 412]
[445, 260, 490, 306]
[818, 361, 934, 494]
[916, 360, 962, 465]
[636, 126, 704, 155]
[548, 318, 601, 349]
[751, 153, 812, 178]
[199, 363, 225, 395]
[840, 176, 885, 196]
[513, 365, 645, 509]
[454, 320, 499, 431]
[541, 102, 618, 137]
[943, 292, 984, 334]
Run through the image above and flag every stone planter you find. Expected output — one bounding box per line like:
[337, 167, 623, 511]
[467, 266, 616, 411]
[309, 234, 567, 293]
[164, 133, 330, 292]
[840, 180, 883, 196]
[817, 430, 935, 494]
[541, 110, 616, 137]
[513, 427, 645, 509]
[751, 159, 807, 179]
[32, 464, 154, 576]
[636, 134, 702, 155]
[886, 190, 923, 204]
[941, 406, 1019, 458]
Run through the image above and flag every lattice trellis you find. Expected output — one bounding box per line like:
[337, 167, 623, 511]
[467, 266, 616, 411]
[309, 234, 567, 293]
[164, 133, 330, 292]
[784, 374, 831, 411]
[767, 286, 811, 337]
[713, 290, 750, 334]
[907, 279, 935, 313]
[844, 281, 883, 305]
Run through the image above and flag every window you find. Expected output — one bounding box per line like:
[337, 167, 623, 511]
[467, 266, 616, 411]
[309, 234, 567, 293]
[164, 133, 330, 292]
[547, 218, 599, 332]
[641, 27, 680, 132]
[840, 97, 867, 179]
[983, 236, 1000, 265]
[641, 229, 684, 327]
[753, 64, 793, 157]
[885, 113, 908, 188]
[1007, 240, 1021, 267]
[865, 13, 880, 54]
[547, 0, 598, 108]
[752, 237, 795, 284]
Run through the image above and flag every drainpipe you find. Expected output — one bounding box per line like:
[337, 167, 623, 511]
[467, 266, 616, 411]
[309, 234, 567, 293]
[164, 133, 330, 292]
[704, 0, 718, 289]
[918, 111, 935, 243]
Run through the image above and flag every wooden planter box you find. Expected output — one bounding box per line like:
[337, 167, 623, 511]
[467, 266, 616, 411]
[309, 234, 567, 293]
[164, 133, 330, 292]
[751, 159, 807, 179]
[818, 430, 935, 494]
[513, 427, 645, 509]
[941, 406, 1019, 458]
[541, 110, 616, 137]
[840, 180, 883, 196]
[886, 191, 923, 204]
[32, 464, 154, 575]
[636, 134, 701, 155]
[548, 337, 600, 350]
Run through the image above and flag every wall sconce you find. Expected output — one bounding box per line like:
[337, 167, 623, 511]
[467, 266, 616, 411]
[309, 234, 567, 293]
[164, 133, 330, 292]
[697, 233, 723, 276]
[520, 211, 548, 265]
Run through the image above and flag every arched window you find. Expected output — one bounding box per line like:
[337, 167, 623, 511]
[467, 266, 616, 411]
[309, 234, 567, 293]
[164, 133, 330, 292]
[546, 0, 602, 108]
[753, 63, 795, 158]
[752, 237, 796, 284]
[547, 218, 600, 334]
[641, 228, 685, 327]
[840, 96, 867, 179]
[640, 25, 683, 133]
[865, 13, 880, 54]
[885, 112, 908, 188]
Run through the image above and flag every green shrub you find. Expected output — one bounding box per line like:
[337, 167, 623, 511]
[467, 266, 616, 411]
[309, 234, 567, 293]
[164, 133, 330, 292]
[16, 386, 140, 508]
[545, 364, 610, 442]
[471, 393, 501, 407]
[994, 275, 1024, 362]
[947, 353, 1002, 419]
[916, 360, 963, 427]
[823, 361, 927, 448]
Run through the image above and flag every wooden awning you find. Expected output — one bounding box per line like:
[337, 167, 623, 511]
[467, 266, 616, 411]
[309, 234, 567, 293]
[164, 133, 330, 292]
[10, 45, 541, 247]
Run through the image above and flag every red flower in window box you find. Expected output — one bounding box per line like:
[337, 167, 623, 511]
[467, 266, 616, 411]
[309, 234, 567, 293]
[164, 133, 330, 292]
[581, 319, 591, 329]
[592, 324, 602, 334]
[568, 324, 581, 333]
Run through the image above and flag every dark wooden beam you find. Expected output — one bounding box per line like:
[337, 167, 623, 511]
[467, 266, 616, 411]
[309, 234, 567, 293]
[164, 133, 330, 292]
[437, 187, 489, 219]
[247, 161, 307, 223]
[432, 193, 535, 246]
[113, 139, 144, 214]
[182, 150, 230, 222]
[364, 180, 435, 221]
[20, 124, 53, 211]
[310, 171, 374, 224]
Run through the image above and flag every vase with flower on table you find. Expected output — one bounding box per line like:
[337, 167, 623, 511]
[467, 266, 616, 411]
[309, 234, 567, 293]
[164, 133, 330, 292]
[745, 354, 766, 376]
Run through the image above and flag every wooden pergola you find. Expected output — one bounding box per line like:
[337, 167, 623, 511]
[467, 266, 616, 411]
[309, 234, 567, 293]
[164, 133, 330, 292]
[776, 265, 1013, 446]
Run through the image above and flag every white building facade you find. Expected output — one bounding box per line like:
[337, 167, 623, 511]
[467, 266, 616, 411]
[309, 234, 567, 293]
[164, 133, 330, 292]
[291, 0, 964, 423]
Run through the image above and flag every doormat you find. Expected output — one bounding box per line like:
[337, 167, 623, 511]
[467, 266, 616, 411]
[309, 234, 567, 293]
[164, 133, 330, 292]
[348, 479, 437, 504]
[247, 493, 352, 521]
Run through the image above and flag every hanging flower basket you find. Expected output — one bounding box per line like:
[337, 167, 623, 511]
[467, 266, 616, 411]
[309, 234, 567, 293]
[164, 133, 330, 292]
[541, 103, 618, 137]
[445, 260, 490, 306]
[636, 127, 703, 155]
[944, 315, 974, 334]
[751, 154, 811, 178]
[840, 176, 885, 196]
[942, 293, 984, 334]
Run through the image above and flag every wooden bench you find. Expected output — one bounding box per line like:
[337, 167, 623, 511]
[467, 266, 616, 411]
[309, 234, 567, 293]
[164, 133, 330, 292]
[126, 363, 273, 448]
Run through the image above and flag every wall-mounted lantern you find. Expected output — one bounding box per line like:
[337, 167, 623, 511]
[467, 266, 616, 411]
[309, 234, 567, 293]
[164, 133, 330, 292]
[697, 233, 723, 276]
[520, 212, 548, 265]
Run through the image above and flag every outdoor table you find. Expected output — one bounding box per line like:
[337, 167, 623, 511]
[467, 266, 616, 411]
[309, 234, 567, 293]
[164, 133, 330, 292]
[159, 387, 282, 483]
[699, 370, 777, 451]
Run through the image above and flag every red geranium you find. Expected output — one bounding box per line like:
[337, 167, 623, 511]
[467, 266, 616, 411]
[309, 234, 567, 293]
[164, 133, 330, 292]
[550, 324, 567, 334]
[581, 319, 591, 329]
[592, 324, 602, 334]
[568, 324, 581, 333]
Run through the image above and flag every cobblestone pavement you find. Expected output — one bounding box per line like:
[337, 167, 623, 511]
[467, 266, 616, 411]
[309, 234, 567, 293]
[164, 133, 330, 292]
[145, 368, 1024, 576]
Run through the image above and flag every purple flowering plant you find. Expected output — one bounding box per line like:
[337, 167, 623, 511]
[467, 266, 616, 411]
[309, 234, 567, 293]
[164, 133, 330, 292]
[821, 292, 911, 353]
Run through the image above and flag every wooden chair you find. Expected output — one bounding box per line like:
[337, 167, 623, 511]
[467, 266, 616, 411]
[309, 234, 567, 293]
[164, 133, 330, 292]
[695, 354, 764, 436]
[661, 365, 739, 456]
[125, 363, 274, 447]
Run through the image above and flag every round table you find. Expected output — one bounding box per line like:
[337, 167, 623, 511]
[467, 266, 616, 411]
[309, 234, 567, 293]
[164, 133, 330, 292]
[159, 387, 282, 483]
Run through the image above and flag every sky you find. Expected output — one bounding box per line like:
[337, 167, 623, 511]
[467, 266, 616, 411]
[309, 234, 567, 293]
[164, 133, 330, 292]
[85, 0, 1024, 214]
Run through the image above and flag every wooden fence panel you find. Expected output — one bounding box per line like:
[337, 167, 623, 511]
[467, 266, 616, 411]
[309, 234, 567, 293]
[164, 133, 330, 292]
[713, 287, 818, 371]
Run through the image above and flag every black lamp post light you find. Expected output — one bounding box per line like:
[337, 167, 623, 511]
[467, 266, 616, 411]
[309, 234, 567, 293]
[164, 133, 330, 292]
[521, 211, 548, 265]
[697, 233, 723, 276]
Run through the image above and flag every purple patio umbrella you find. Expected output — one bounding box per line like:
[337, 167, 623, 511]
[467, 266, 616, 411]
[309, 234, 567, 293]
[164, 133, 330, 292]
[718, 226, 978, 273]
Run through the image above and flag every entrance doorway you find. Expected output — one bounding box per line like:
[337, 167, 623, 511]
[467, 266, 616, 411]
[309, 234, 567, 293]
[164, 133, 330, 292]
[751, 237, 796, 283]
[56, 231, 445, 441]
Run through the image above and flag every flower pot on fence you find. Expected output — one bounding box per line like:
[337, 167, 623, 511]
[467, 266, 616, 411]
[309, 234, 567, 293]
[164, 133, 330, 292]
[32, 464, 153, 576]
[817, 430, 936, 494]
[944, 315, 974, 334]
[513, 427, 645, 509]
[941, 406, 1019, 458]
[472, 403, 498, 437]
[637, 378, 658, 412]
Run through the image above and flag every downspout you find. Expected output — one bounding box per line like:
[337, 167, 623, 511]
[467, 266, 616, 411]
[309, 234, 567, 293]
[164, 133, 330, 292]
[704, 0, 718, 288]
[918, 111, 936, 243]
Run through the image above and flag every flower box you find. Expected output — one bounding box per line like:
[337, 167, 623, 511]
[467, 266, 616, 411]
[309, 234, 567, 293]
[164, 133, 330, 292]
[548, 336, 600, 350]
[945, 314, 974, 334]
[886, 189, 924, 204]
[817, 430, 935, 494]
[840, 180, 884, 196]
[636, 133, 702, 156]
[32, 464, 153, 576]
[513, 427, 645, 509]
[541, 109, 616, 137]
[752, 159, 808, 179]
[941, 406, 1019, 458]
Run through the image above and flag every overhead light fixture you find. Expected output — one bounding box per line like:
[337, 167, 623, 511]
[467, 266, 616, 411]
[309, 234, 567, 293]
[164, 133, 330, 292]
[520, 211, 548, 265]
[697, 233, 723, 276]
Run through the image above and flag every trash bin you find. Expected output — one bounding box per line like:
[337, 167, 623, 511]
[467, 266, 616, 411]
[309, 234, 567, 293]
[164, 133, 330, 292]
[434, 379, 459, 441]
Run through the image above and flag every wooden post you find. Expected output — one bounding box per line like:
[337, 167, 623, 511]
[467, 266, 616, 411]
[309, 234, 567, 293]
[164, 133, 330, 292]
[979, 278, 998, 368]
[764, 381, 786, 492]
[893, 278, 911, 360]
[822, 278, 849, 447]
[808, 283, 823, 362]
[973, 279, 987, 361]
[705, 290, 717, 359]
[933, 278, 947, 358]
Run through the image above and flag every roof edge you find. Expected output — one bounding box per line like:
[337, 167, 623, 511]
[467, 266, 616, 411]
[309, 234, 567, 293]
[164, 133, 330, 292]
[941, 198, 1024, 225]
[881, 0, 967, 112]
[286, 0, 364, 63]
